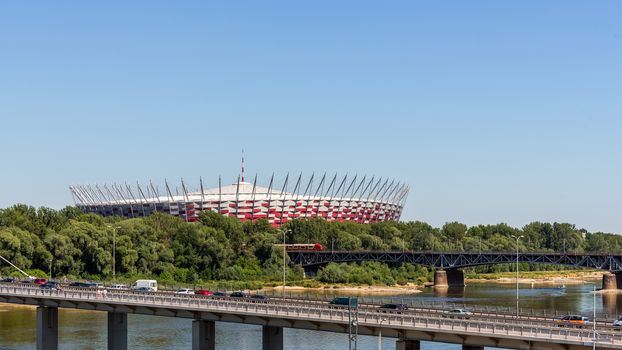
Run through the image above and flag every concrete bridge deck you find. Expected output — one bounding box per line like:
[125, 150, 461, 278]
[1, 283, 621, 350]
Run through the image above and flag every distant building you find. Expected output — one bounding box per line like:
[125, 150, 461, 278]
[70, 173, 408, 227]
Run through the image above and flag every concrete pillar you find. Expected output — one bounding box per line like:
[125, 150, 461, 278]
[434, 270, 448, 288]
[396, 339, 420, 350]
[107, 312, 128, 350]
[603, 272, 617, 290]
[446, 269, 465, 287]
[192, 320, 216, 350]
[36, 306, 58, 350]
[262, 325, 284, 350]
[463, 345, 484, 350]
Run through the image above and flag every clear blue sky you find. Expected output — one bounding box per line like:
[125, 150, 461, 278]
[0, 1, 620, 233]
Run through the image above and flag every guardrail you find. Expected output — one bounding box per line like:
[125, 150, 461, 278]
[2, 284, 622, 347]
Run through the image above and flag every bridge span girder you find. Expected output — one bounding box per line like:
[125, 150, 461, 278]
[288, 251, 622, 271]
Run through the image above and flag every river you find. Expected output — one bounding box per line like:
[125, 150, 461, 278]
[1, 282, 619, 350]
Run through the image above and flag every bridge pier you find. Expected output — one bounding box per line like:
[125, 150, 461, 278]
[396, 339, 420, 350]
[434, 269, 465, 288]
[462, 345, 484, 350]
[447, 269, 465, 287]
[192, 320, 216, 350]
[603, 272, 617, 290]
[107, 312, 127, 350]
[262, 325, 284, 350]
[434, 270, 448, 288]
[36, 306, 58, 350]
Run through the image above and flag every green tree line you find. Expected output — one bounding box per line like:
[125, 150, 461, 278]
[0, 204, 620, 286]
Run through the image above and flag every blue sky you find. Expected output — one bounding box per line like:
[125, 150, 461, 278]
[0, 1, 620, 232]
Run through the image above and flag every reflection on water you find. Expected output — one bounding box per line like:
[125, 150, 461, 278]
[0, 282, 610, 350]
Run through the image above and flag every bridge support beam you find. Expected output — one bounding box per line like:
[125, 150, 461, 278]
[108, 312, 127, 350]
[262, 325, 283, 350]
[192, 320, 216, 350]
[36, 306, 58, 350]
[396, 339, 420, 350]
[434, 270, 448, 288]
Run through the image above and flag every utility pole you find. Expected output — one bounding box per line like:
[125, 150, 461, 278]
[512, 234, 524, 318]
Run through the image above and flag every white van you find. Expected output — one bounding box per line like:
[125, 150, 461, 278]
[131, 279, 158, 292]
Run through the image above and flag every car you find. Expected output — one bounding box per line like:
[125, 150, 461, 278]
[249, 294, 270, 302]
[40, 282, 60, 291]
[1, 278, 16, 283]
[109, 284, 128, 290]
[133, 287, 153, 293]
[175, 288, 195, 295]
[229, 291, 247, 298]
[194, 290, 214, 296]
[443, 309, 472, 319]
[379, 303, 409, 313]
[554, 315, 590, 327]
[33, 278, 47, 285]
[613, 316, 622, 328]
[213, 291, 228, 297]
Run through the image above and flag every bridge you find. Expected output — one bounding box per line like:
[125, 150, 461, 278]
[2, 283, 622, 350]
[287, 251, 622, 288]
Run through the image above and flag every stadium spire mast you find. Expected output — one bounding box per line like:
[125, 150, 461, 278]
[241, 148, 245, 182]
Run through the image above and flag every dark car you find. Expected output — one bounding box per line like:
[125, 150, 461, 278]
[68, 282, 92, 288]
[250, 294, 270, 302]
[194, 290, 214, 296]
[1, 278, 16, 283]
[229, 291, 247, 298]
[133, 287, 153, 293]
[213, 291, 228, 297]
[379, 303, 409, 313]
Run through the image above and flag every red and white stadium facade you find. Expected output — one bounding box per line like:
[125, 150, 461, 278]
[69, 174, 409, 227]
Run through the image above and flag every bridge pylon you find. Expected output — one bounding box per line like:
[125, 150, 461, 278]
[602, 271, 622, 290]
[433, 269, 465, 288]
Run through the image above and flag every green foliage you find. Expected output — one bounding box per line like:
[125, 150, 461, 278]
[1, 204, 620, 286]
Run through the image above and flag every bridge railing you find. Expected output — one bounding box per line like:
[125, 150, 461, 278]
[2, 284, 622, 346]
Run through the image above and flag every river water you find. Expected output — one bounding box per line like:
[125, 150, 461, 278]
[1, 282, 619, 350]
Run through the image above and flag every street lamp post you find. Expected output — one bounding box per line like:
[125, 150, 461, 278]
[377, 317, 387, 350]
[107, 225, 121, 282]
[283, 229, 291, 297]
[512, 234, 524, 318]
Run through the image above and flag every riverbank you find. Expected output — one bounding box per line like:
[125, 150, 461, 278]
[261, 284, 422, 295]
[466, 270, 602, 285]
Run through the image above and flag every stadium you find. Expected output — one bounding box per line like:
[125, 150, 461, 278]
[69, 172, 409, 227]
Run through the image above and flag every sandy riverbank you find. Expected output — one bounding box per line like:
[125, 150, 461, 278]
[466, 271, 602, 285]
[261, 284, 422, 295]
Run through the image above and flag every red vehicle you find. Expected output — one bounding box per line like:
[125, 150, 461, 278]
[33, 278, 47, 285]
[194, 290, 213, 296]
[275, 243, 325, 251]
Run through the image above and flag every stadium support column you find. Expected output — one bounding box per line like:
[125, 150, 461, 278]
[36, 306, 58, 350]
[192, 320, 216, 350]
[396, 340, 420, 350]
[262, 326, 283, 350]
[108, 312, 127, 350]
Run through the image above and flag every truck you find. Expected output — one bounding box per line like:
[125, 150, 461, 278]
[131, 279, 158, 292]
[329, 297, 358, 308]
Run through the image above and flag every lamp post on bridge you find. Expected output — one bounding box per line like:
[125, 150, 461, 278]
[377, 317, 387, 350]
[107, 225, 121, 282]
[283, 229, 291, 297]
[512, 234, 524, 318]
